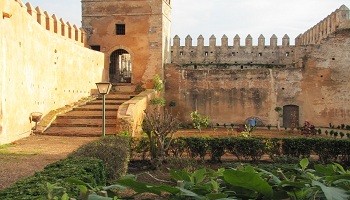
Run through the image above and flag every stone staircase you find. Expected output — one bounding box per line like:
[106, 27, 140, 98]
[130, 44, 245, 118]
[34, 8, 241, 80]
[42, 91, 135, 137]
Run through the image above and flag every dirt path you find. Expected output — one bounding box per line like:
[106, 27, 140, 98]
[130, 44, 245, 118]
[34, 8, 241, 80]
[0, 135, 97, 190]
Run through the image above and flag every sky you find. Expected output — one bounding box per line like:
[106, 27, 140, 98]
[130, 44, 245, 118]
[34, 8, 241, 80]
[27, 0, 348, 45]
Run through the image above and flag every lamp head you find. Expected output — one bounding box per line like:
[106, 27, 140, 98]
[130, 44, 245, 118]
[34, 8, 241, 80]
[95, 82, 112, 95]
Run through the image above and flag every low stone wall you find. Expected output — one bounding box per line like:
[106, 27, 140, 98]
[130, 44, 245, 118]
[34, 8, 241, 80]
[117, 90, 155, 136]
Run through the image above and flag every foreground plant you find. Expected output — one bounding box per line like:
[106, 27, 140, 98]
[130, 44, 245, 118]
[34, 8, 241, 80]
[110, 159, 350, 200]
[143, 107, 180, 169]
[190, 111, 209, 132]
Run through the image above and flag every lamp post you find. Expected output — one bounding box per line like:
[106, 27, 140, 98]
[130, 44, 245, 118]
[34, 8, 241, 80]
[95, 82, 112, 137]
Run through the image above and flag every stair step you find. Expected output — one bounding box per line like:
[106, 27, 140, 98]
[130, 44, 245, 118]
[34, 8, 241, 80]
[51, 123, 115, 127]
[41, 127, 117, 137]
[87, 100, 125, 105]
[73, 106, 119, 111]
[52, 118, 116, 126]
[56, 115, 115, 119]
[41, 91, 137, 137]
[57, 111, 117, 118]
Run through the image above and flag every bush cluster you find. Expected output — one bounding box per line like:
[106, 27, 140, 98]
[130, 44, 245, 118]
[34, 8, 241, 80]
[130, 136, 350, 165]
[69, 135, 131, 181]
[0, 157, 105, 199]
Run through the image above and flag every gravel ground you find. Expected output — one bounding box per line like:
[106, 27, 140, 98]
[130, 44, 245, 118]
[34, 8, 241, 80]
[0, 135, 97, 190]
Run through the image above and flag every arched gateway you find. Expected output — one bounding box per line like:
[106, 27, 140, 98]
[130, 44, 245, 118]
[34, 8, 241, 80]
[109, 49, 132, 83]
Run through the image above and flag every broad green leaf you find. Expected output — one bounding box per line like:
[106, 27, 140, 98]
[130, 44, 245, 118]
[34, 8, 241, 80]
[192, 168, 207, 184]
[65, 177, 94, 190]
[279, 180, 308, 191]
[170, 169, 191, 182]
[177, 187, 203, 199]
[103, 184, 128, 191]
[314, 164, 337, 176]
[88, 193, 113, 200]
[300, 158, 309, 171]
[115, 178, 159, 195]
[205, 193, 228, 199]
[257, 168, 282, 184]
[77, 185, 88, 195]
[243, 165, 256, 173]
[116, 179, 178, 196]
[152, 185, 180, 195]
[211, 179, 219, 192]
[223, 169, 273, 198]
[313, 180, 350, 200]
[61, 193, 69, 200]
[333, 163, 347, 174]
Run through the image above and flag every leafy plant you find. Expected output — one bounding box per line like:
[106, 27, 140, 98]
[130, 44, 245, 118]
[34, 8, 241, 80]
[340, 132, 345, 138]
[143, 107, 180, 168]
[300, 121, 317, 136]
[334, 131, 339, 138]
[190, 111, 209, 133]
[69, 135, 130, 181]
[325, 130, 329, 135]
[153, 74, 163, 92]
[109, 159, 350, 200]
[149, 97, 166, 107]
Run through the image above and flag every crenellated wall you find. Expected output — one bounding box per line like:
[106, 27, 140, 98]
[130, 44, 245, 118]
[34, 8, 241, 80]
[23, 1, 86, 46]
[296, 5, 350, 45]
[171, 34, 296, 68]
[0, 0, 104, 144]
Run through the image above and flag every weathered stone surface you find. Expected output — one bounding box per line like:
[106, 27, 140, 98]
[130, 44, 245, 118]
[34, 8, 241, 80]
[0, 0, 104, 144]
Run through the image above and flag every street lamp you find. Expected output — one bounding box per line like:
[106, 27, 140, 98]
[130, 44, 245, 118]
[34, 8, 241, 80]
[95, 82, 112, 137]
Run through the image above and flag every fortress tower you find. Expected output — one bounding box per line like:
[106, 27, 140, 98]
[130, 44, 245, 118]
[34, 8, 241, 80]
[82, 0, 172, 87]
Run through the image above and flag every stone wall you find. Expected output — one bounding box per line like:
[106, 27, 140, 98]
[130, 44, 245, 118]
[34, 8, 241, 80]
[0, 0, 104, 144]
[165, 28, 350, 127]
[166, 5, 350, 128]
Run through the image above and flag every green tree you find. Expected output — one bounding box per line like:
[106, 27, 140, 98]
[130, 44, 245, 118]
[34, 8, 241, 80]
[190, 111, 209, 133]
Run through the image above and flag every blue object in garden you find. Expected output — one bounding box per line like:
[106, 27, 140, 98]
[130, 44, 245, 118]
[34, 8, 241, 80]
[248, 119, 256, 127]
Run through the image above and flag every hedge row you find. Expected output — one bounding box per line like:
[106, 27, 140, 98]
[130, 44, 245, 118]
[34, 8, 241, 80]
[131, 137, 350, 164]
[0, 157, 106, 200]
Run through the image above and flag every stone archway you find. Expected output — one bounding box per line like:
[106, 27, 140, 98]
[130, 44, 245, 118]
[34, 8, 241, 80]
[283, 105, 299, 128]
[109, 49, 132, 83]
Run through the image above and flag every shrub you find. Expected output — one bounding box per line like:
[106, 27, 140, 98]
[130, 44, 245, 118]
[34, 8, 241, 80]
[0, 157, 105, 199]
[207, 138, 227, 162]
[226, 137, 265, 162]
[69, 135, 130, 181]
[281, 138, 313, 158]
[190, 111, 209, 132]
[183, 137, 209, 160]
[300, 121, 317, 136]
[334, 131, 339, 138]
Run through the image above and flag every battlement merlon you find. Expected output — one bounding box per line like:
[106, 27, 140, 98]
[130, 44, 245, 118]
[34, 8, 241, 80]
[24, 1, 85, 46]
[172, 34, 292, 48]
[298, 5, 350, 45]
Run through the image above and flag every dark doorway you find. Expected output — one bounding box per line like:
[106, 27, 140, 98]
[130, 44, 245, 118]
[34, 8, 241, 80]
[109, 49, 132, 83]
[283, 105, 299, 128]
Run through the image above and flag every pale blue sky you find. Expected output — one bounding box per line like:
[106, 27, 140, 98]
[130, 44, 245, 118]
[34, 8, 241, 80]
[27, 0, 348, 45]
